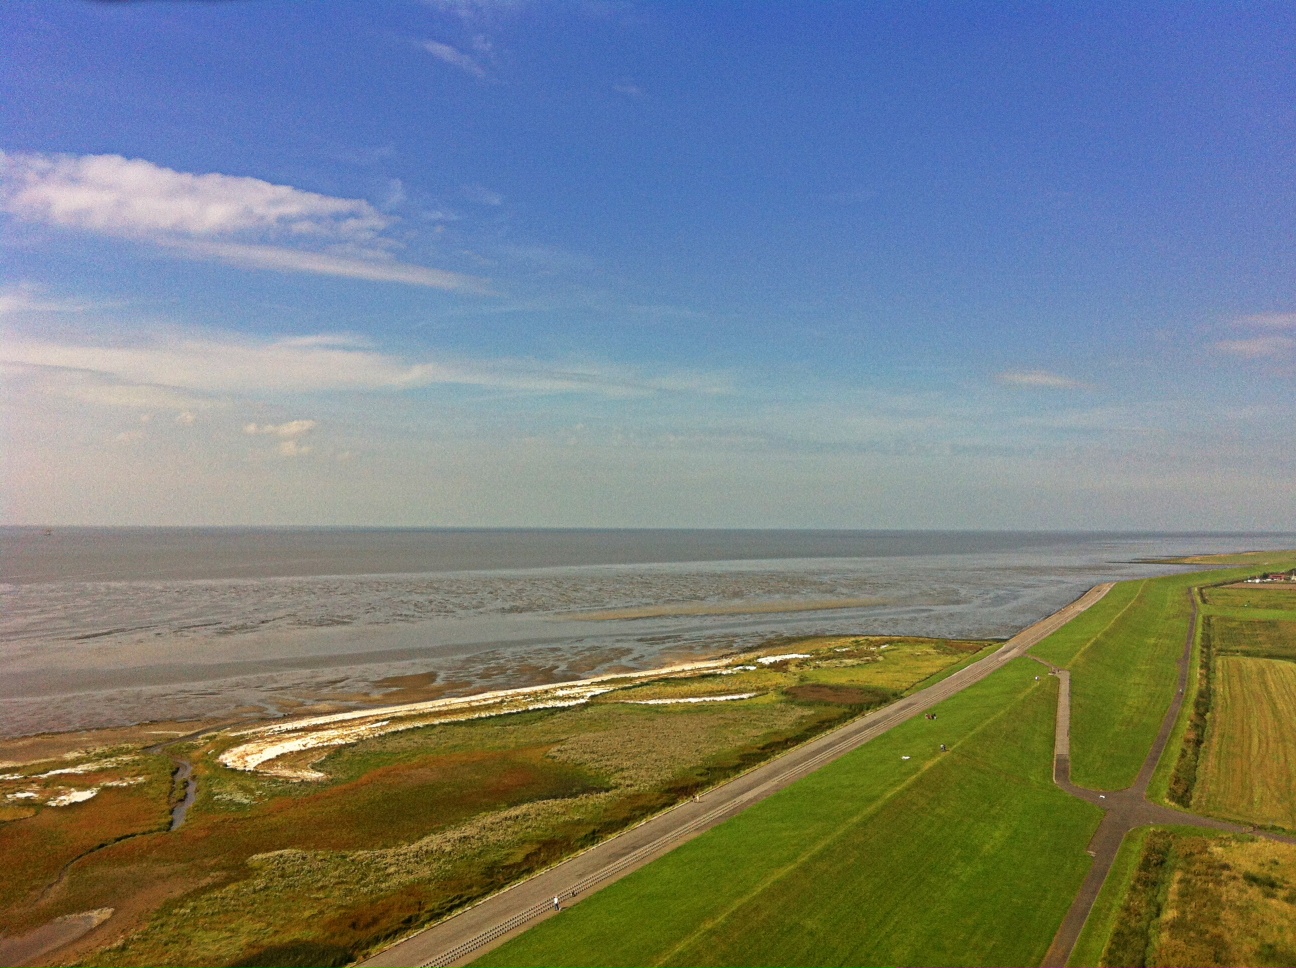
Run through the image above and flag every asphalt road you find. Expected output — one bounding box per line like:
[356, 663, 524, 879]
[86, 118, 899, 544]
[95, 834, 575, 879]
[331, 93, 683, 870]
[361, 583, 1115, 968]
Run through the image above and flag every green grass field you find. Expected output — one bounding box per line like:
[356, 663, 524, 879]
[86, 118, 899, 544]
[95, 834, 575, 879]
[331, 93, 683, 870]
[1030, 575, 1193, 790]
[1032, 567, 1296, 792]
[477, 659, 1102, 968]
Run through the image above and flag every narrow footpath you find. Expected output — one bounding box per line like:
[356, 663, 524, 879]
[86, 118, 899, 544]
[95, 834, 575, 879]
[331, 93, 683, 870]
[1038, 594, 1296, 968]
[361, 584, 1114, 968]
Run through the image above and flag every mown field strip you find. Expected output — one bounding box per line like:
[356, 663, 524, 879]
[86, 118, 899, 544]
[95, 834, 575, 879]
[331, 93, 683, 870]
[1196, 656, 1296, 830]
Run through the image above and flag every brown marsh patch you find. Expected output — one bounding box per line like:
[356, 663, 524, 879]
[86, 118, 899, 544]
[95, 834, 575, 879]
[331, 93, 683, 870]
[785, 684, 875, 705]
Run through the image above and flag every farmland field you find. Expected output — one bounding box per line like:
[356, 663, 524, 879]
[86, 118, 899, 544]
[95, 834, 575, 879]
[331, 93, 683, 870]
[1088, 831, 1296, 967]
[1195, 656, 1296, 830]
[1203, 585, 1296, 612]
[476, 658, 1102, 968]
[1207, 615, 1296, 662]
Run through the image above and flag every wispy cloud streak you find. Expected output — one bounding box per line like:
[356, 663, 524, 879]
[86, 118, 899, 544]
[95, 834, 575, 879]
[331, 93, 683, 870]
[995, 370, 1088, 390]
[422, 40, 487, 77]
[0, 329, 730, 399]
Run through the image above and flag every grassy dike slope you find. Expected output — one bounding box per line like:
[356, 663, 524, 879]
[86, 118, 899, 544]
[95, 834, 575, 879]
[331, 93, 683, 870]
[477, 658, 1101, 968]
[1034, 573, 1207, 791]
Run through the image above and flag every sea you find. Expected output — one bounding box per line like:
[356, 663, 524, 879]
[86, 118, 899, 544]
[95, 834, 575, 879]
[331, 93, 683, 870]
[2, 528, 1293, 739]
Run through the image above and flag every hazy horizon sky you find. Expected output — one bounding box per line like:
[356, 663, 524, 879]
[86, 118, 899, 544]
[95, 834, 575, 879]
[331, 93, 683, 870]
[2, 2, 1294, 529]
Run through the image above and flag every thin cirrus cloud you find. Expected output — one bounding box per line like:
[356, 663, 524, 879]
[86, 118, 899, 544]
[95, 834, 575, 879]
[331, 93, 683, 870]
[0, 328, 731, 399]
[995, 370, 1088, 390]
[1215, 335, 1296, 359]
[422, 39, 487, 77]
[0, 283, 98, 316]
[1233, 312, 1296, 330]
[0, 151, 486, 292]
[1215, 312, 1296, 359]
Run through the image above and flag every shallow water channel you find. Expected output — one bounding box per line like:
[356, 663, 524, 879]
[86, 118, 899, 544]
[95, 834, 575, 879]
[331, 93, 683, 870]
[170, 759, 197, 831]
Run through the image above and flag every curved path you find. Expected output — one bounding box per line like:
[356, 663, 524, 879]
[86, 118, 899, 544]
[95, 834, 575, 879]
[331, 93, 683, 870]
[361, 584, 1114, 968]
[1038, 593, 1296, 968]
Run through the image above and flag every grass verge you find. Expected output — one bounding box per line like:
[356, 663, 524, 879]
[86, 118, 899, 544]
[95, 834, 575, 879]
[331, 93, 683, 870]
[475, 659, 1102, 968]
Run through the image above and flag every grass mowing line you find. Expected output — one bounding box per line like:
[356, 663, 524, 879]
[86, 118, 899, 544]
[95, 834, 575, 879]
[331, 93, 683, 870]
[1196, 656, 1296, 831]
[1030, 581, 1143, 668]
[1058, 581, 1148, 671]
[1200, 606, 1296, 623]
[648, 670, 1054, 967]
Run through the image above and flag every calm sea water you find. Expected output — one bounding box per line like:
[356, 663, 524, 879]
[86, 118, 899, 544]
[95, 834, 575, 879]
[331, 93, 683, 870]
[2, 528, 1292, 738]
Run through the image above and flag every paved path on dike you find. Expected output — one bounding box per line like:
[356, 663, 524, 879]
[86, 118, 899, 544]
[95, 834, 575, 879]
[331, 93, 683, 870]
[361, 584, 1115, 968]
[1038, 593, 1296, 968]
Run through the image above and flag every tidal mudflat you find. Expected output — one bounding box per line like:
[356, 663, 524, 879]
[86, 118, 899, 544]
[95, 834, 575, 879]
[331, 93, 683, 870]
[5, 528, 1294, 738]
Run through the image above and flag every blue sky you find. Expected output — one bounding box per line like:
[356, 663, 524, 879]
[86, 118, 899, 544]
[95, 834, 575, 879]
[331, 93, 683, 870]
[2, 1, 1294, 528]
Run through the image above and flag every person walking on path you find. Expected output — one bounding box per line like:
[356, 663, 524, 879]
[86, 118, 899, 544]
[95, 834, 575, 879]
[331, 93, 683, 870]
[552, 897, 560, 912]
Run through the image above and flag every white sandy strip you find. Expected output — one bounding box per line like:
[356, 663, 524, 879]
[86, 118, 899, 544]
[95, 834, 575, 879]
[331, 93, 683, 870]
[219, 651, 809, 777]
[756, 653, 810, 665]
[220, 694, 611, 777]
[37, 756, 136, 779]
[624, 693, 758, 705]
[231, 656, 743, 741]
[48, 789, 98, 806]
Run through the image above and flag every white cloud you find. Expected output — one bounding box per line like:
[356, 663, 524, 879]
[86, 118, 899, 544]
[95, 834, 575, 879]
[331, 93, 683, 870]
[614, 82, 644, 97]
[245, 420, 317, 438]
[423, 40, 486, 77]
[0, 151, 387, 242]
[0, 152, 485, 292]
[277, 439, 313, 457]
[995, 370, 1088, 390]
[1215, 335, 1296, 359]
[0, 328, 728, 399]
[423, 0, 523, 24]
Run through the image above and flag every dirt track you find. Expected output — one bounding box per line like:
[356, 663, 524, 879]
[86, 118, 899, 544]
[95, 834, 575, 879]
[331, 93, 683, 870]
[361, 584, 1115, 968]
